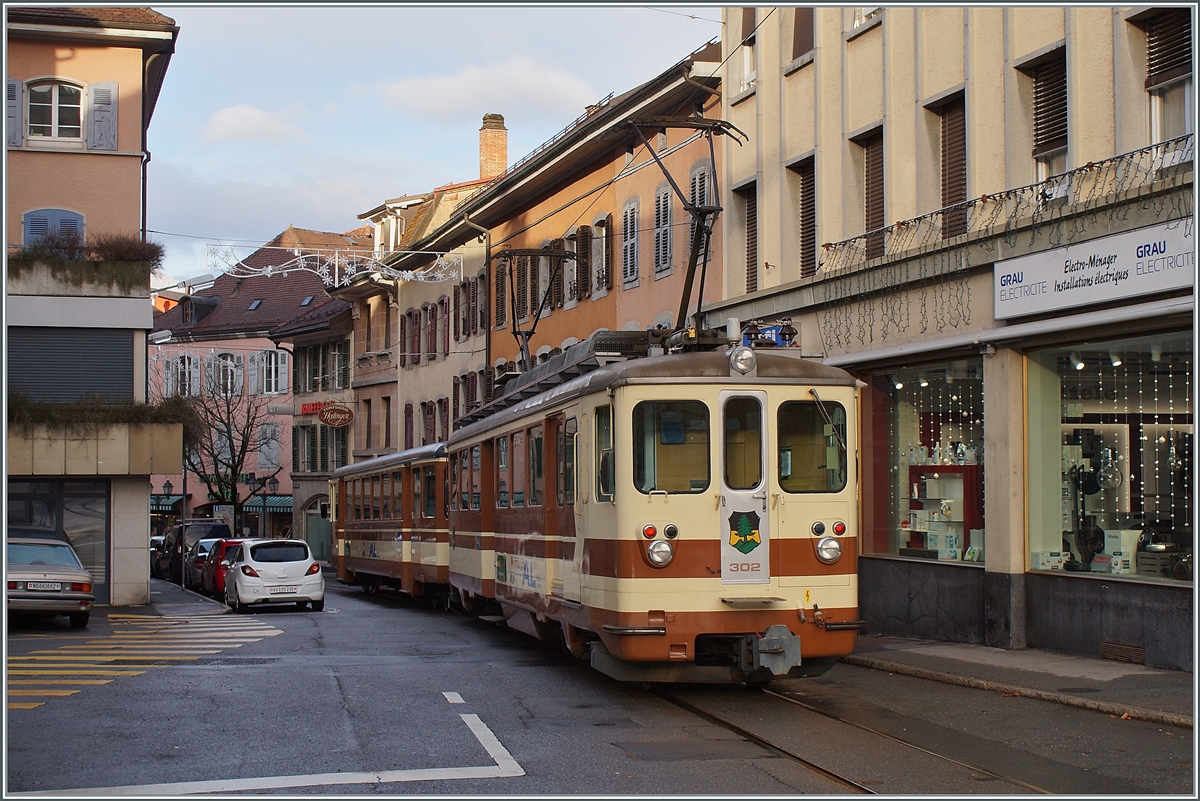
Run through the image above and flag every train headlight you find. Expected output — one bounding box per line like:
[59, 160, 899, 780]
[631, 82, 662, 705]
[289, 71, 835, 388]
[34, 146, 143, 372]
[646, 539, 675, 567]
[815, 536, 842, 564]
[729, 346, 756, 374]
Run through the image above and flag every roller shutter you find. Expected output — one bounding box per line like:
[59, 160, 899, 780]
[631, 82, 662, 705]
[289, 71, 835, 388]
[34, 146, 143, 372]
[8, 327, 133, 402]
[941, 97, 967, 238]
[1032, 53, 1067, 156]
[1146, 9, 1192, 89]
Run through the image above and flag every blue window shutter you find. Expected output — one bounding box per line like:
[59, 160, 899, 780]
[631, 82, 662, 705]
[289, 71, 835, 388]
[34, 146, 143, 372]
[23, 210, 51, 245]
[86, 81, 118, 151]
[7, 78, 22, 147]
[278, 350, 289, 393]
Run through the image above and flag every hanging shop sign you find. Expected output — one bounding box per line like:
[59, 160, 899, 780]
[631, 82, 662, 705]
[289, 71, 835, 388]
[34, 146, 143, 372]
[993, 219, 1193, 320]
[317, 404, 355, 428]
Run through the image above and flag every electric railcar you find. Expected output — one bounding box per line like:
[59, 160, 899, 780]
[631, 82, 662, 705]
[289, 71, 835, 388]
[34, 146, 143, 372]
[332, 331, 864, 684]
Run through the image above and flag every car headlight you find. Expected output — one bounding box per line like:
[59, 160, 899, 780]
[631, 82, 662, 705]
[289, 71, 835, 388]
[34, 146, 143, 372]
[646, 539, 675, 567]
[815, 536, 842, 564]
[729, 346, 756, 374]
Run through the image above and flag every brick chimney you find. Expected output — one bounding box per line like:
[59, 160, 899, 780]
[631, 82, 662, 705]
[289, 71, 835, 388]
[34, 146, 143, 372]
[479, 113, 507, 180]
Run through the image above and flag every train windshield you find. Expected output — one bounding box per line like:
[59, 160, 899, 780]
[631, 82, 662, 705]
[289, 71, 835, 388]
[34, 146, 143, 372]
[632, 401, 710, 493]
[777, 401, 848, 492]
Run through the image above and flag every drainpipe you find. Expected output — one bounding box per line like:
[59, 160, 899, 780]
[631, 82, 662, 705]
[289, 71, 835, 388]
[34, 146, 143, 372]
[461, 214, 491, 394]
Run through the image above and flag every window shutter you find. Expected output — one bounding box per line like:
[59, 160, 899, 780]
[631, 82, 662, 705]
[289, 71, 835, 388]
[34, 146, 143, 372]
[622, 203, 638, 283]
[337, 341, 348, 387]
[410, 311, 421, 363]
[292, 426, 300, 473]
[398, 313, 408, 366]
[234, 354, 245, 395]
[478, 276, 488, 332]
[188, 356, 200, 396]
[278, 350, 289, 393]
[741, 6, 756, 44]
[742, 186, 758, 293]
[404, 402, 414, 450]
[530, 255, 542, 318]
[550, 239, 565, 307]
[516, 256, 529, 319]
[484, 366, 494, 403]
[469, 277, 479, 332]
[576, 227, 592, 298]
[292, 348, 301, 391]
[654, 190, 672, 273]
[453, 286, 460, 339]
[495, 261, 507, 325]
[940, 98, 967, 238]
[689, 170, 708, 247]
[452, 376, 460, 420]
[6, 78, 22, 147]
[86, 81, 118, 151]
[319, 423, 328, 472]
[163, 355, 176, 397]
[320, 343, 329, 389]
[798, 159, 817, 278]
[307, 426, 318, 472]
[603, 213, 615, 289]
[793, 7, 814, 60]
[248, 351, 261, 395]
[426, 304, 437, 356]
[1146, 9, 1192, 89]
[863, 132, 885, 259]
[424, 402, 435, 445]
[337, 426, 348, 468]
[441, 297, 450, 355]
[466, 373, 477, 409]
[1031, 53, 1067, 156]
[438, 398, 449, 441]
[23, 211, 51, 245]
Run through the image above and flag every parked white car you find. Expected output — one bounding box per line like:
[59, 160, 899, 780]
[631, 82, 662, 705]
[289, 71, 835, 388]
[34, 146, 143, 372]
[223, 539, 324, 613]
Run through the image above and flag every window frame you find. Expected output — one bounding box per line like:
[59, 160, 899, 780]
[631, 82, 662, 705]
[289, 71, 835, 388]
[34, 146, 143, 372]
[26, 79, 83, 141]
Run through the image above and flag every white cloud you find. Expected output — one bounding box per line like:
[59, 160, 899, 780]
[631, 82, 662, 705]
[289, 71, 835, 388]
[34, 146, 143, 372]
[201, 104, 311, 145]
[377, 57, 597, 124]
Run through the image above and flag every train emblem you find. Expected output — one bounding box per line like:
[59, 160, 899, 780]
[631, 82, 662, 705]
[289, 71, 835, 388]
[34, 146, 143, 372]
[729, 511, 763, 554]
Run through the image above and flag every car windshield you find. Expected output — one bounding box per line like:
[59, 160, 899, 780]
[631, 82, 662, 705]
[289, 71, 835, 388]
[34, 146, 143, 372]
[250, 542, 309, 563]
[8, 542, 83, 569]
[185, 524, 230, 545]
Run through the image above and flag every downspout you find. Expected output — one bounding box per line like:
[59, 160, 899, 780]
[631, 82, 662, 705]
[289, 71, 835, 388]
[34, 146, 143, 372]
[461, 214, 491, 396]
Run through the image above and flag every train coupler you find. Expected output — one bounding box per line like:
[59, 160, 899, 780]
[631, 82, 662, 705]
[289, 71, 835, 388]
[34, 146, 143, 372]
[739, 624, 802, 676]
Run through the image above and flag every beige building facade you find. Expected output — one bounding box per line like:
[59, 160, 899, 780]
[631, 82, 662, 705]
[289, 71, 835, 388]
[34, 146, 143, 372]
[711, 6, 1193, 669]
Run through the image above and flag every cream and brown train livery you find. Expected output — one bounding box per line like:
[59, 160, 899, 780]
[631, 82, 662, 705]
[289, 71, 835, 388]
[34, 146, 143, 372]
[333, 332, 864, 684]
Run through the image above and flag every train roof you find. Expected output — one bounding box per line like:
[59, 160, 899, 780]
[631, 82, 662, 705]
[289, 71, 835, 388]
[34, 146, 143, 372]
[451, 333, 855, 445]
[330, 442, 447, 479]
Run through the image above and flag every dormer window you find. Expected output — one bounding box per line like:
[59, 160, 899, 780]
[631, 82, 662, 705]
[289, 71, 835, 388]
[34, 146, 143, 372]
[248, 299, 263, 311]
[182, 301, 195, 324]
[301, 295, 314, 306]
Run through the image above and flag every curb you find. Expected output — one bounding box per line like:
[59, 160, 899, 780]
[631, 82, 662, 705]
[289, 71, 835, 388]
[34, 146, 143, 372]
[841, 654, 1193, 730]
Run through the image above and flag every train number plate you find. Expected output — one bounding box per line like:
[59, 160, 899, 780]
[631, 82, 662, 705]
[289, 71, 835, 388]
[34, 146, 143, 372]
[27, 582, 62, 591]
[269, 586, 297, 594]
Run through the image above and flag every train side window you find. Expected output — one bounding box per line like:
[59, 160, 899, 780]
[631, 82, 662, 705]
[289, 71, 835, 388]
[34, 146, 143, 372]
[633, 401, 710, 494]
[512, 430, 527, 506]
[564, 417, 577, 505]
[471, 445, 482, 509]
[392, 472, 403, 520]
[372, 475, 382, 519]
[352, 478, 362, 521]
[459, 450, 469, 509]
[556, 421, 565, 507]
[777, 401, 848, 492]
[443, 465, 449, 518]
[412, 469, 422, 518]
[423, 466, 437, 518]
[528, 425, 544, 506]
[497, 435, 510, 508]
[450, 451, 459, 510]
[381, 473, 392, 519]
[596, 405, 614, 502]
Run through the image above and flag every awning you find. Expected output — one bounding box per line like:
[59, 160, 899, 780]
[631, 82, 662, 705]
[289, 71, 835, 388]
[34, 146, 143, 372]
[243, 495, 293, 512]
[150, 494, 184, 512]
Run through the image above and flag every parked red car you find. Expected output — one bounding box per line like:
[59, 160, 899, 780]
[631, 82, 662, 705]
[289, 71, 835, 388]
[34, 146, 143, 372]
[200, 539, 251, 598]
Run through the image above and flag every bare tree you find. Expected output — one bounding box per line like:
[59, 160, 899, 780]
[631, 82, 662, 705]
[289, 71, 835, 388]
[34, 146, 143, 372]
[154, 351, 284, 528]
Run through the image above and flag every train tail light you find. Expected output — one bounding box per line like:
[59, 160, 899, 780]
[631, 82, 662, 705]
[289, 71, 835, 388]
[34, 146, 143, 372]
[642, 525, 657, 539]
[832, 521, 847, 535]
[646, 540, 675, 567]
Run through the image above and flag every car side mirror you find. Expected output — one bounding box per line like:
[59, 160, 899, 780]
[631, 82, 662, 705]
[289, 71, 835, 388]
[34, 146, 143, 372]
[220, 560, 230, 568]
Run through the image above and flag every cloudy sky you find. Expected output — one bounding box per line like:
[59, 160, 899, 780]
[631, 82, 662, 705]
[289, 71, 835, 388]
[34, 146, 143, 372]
[148, 5, 724, 282]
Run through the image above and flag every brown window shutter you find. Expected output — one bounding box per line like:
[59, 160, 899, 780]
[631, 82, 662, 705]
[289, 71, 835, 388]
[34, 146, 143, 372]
[863, 132, 885, 259]
[741, 7, 756, 43]
[798, 159, 817, 278]
[398, 314, 407, 367]
[478, 275, 488, 331]
[793, 7, 814, 60]
[452, 376, 460, 420]
[516, 257, 528, 319]
[411, 311, 421, 363]
[550, 239, 565, 307]
[604, 213, 614, 289]
[576, 226, 592, 298]
[469, 277, 479, 334]
[466, 372, 477, 409]
[438, 398, 448, 442]
[453, 286, 460, 339]
[441, 297, 449, 355]
[424, 402, 435, 445]
[426, 304, 437, 357]
[404, 402, 414, 450]
[1032, 53, 1067, 156]
[495, 261, 507, 326]
[483, 366, 494, 403]
[941, 98, 967, 238]
[741, 185, 758, 294]
[530, 255, 541, 317]
[1146, 9, 1192, 89]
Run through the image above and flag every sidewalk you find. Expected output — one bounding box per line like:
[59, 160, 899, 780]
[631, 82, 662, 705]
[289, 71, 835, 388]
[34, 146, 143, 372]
[844, 635, 1193, 729]
[108, 577, 231, 618]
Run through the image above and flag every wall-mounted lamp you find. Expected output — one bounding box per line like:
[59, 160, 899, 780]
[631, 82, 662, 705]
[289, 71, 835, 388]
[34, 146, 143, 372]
[918, 373, 929, 387]
[1151, 342, 1163, 362]
[1070, 352, 1085, 371]
[892, 376, 904, 390]
[1109, 350, 1123, 367]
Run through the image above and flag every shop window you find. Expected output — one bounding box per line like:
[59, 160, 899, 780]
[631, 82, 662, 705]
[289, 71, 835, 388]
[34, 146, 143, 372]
[865, 360, 985, 562]
[1027, 333, 1192, 582]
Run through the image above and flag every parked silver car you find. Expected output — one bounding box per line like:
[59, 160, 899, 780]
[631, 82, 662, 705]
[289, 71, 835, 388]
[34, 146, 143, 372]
[7, 538, 95, 628]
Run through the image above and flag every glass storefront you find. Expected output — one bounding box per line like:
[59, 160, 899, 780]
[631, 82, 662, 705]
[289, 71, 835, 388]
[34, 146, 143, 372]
[1028, 332, 1193, 582]
[866, 358, 985, 562]
[8, 479, 111, 603]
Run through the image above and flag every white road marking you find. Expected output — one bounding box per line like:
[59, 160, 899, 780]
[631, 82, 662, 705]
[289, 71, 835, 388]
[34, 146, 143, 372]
[17, 713, 523, 795]
[443, 691, 465, 704]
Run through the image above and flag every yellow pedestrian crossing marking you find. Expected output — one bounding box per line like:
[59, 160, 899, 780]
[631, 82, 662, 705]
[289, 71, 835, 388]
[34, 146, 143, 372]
[6, 614, 282, 709]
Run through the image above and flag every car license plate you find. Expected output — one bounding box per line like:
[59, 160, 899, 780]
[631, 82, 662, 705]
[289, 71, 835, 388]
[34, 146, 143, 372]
[27, 582, 61, 591]
[269, 586, 297, 595]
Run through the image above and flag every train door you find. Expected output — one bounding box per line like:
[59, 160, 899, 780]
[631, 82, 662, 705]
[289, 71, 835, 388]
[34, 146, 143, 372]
[719, 390, 770, 584]
[548, 413, 581, 603]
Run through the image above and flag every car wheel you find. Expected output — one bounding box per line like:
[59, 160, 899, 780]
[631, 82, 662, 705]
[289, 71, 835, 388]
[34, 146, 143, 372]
[69, 612, 90, 629]
[311, 599, 324, 612]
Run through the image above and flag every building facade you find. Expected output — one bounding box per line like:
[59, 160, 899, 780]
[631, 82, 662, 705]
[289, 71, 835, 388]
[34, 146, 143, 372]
[710, 6, 1193, 669]
[6, 6, 181, 606]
